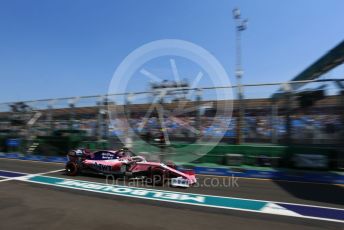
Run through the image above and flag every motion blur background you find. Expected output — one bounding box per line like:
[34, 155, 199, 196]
[0, 0, 343, 171]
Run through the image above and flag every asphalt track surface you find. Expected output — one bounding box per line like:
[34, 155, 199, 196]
[0, 158, 343, 230]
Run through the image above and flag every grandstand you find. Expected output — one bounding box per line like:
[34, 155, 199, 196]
[0, 40, 343, 168]
[0, 91, 342, 144]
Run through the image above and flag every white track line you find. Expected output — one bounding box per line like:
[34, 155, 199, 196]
[0, 157, 64, 165]
[1, 158, 343, 186]
[197, 174, 344, 186]
[0, 169, 64, 183]
[15, 173, 344, 223]
[1, 168, 344, 223]
[15, 172, 344, 212]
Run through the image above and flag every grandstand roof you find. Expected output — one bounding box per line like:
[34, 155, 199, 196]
[292, 40, 344, 83]
[272, 40, 344, 98]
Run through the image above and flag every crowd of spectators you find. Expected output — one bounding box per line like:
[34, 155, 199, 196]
[107, 114, 342, 143]
[2, 110, 342, 144]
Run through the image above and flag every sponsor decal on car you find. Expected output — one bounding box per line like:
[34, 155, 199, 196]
[171, 177, 189, 187]
[90, 162, 112, 172]
[101, 152, 116, 160]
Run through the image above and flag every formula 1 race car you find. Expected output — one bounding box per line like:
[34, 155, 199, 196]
[65, 148, 197, 187]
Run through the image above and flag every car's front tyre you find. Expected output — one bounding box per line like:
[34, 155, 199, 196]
[147, 169, 165, 186]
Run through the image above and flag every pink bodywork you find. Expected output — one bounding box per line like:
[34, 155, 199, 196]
[83, 158, 197, 184]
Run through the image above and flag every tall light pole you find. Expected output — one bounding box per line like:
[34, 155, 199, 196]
[233, 8, 247, 144]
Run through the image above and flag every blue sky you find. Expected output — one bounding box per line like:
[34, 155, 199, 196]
[0, 0, 343, 103]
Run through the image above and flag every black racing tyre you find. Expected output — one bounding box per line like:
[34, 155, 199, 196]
[166, 161, 177, 169]
[148, 169, 165, 186]
[65, 161, 79, 176]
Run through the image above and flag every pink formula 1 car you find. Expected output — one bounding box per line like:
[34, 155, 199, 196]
[65, 148, 196, 187]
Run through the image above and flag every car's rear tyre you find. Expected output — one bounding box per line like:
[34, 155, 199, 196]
[65, 161, 79, 176]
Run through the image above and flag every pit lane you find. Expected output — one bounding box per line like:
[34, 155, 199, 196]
[0, 158, 343, 230]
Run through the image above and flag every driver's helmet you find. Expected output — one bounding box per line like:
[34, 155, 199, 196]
[117, 147, 129, 158]
[71, 148, 91, 157]
[74, 149, 84, 156]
